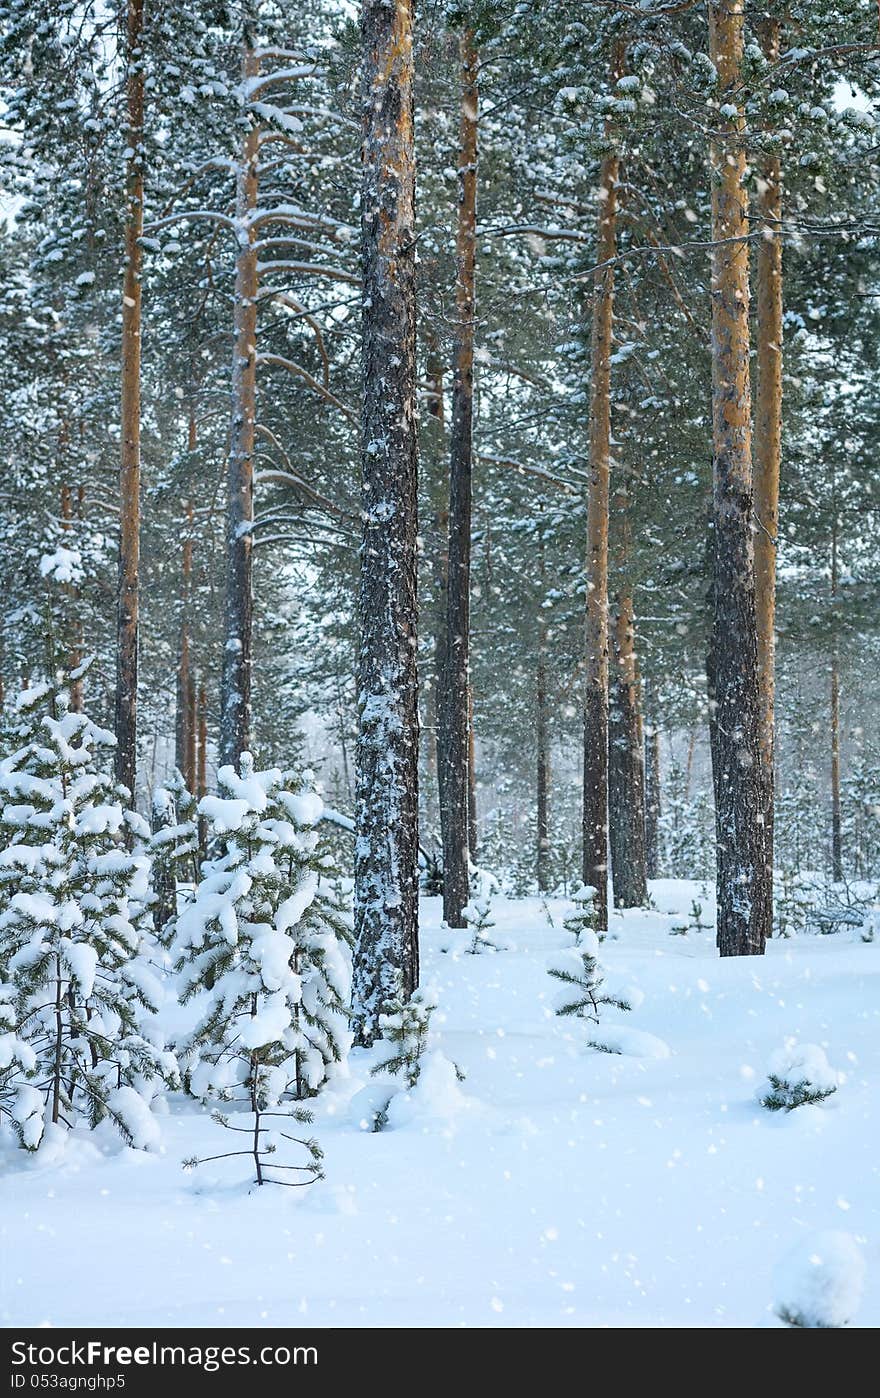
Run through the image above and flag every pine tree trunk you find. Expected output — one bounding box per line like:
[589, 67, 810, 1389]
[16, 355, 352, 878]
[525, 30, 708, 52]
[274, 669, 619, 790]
[197, 680, 208, 858]
[467, 682, 478, 863]
[219, 36, 259, 772]
[175, 503, 194, 780]
[708, 1, 770, 956]
[115, 0, 145, 804]
[186, 671, 197, 793]
[644, 712, 661, 880]
[439, 28, 478, 928]
[353, 0, 420, 1041]
[830, 466, 843, 881]
[423, 336, 444, 827]
[754, 15, 783, 908]
[609, 589, 648, 907]
[151, 790, 177, 936]
[582, 113, 619, 933]
[536, 623, 550, 893]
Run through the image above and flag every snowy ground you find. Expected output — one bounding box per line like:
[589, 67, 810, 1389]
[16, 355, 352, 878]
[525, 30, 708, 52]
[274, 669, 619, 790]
[2, 881, 878, 1328]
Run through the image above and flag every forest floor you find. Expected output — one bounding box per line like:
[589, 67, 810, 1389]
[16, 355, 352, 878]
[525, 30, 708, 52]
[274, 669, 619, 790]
[2, 880, 879, 1328]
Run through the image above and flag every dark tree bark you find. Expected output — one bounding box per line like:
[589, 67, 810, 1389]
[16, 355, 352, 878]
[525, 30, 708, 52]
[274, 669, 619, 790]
[609, 590, 648, 907]
[352, 0, 420, 1042]
[115, 0, 145, 804]
[830, 463, 843, 881]
[608, 462, 647, 907]
[708, 2, 771, 956]
[439, 28, 478, 927]
[197, 680, 208, 860]
[644, 713, 661, 880]
[467, 682, 478, 864]
[582, 111, 619, 933]
[754, 15, 783, 903]
[175, 503, 194, 783]
[219, 32, 259, 772]
[536, 632, 550, 894]
[535, 518, 550, 891]
[422, 333, 445, 826]
[151, 788, 177, 938]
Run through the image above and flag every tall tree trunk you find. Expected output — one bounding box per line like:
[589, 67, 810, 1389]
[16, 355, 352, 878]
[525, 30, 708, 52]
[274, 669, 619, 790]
[439, 28, 478, 927]
[197, 680, 208, 859]
[608, 463, 647, 907]
[115, 0, 145, 804]
[536, 518, 550, 890]
[219, 34, 259, 772]
[754, 15, 783, 911]
[186, 672, 197, 793]
[467, 682, 477, 863]
[582, 58, 620, 933]
[536, 624, 550, 894]
[708, 1, 770, 957]
[176, 502, 194, 780]
[830, 463, 843, 881]
[609, 590, 648, 907]
[353, 0, 420, 1041]
[644, 711, 661, 880]
[423, 335, 444, 821]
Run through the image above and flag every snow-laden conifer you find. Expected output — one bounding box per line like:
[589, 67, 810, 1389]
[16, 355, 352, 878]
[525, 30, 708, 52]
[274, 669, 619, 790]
[0, 677, 177, 1150]
[547, 931, 632, 1047]
[173, 755, 352, 1185]
[759, 1042, 840, 1112]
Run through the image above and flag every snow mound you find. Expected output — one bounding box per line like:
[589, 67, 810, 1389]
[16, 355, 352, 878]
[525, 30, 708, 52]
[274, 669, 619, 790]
[351, 1053, 474, 1133]
[759, 1041, 840, 1111]
[774, 1231, 865, 1328]
[384, 1052, 473, 1130]
[587, 1026, 671, 1059]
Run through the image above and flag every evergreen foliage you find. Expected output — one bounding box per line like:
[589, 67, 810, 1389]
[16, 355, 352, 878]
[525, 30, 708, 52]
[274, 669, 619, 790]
[0, 675, 177, 1151]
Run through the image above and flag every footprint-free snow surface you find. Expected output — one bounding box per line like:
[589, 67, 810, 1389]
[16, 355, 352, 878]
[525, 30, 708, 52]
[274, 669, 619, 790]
[2, 883, 878, 1328]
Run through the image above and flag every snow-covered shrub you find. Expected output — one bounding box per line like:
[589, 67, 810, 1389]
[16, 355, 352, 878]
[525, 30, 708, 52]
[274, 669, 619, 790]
[773, 868, 813, 939]
[563, 884, 598, 945]
[371, 984, 438, 1091]
[358, 984, 464, 1132]
[547, 933, 632, 1048]
[774, 1231, 865, 1328]
[462, 894, 497, 954]
[860, 906, 879, 943]
[0, 679, 177, 1151]
[670, 898, 712, 937]
[173, 756, 352, 1185]
[759, 1042, 840, 1112]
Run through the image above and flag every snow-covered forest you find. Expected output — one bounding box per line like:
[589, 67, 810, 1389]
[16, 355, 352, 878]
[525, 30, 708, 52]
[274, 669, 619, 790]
[1, 0, 879, 1333]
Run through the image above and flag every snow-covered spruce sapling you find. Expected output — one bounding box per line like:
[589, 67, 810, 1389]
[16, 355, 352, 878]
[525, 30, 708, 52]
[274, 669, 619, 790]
[363, 984, 463, 1132]
[174, 755, 352, 1185]
[547, 933, 631, 1049]
[773, 867, 812, 939]
[183, 1103, 324, 1191]
[671, 899, 712, 936]
[0, 678, 177, 1151]
[370, 984, 438, 1090]
[563, 884, 598, 945]
[462, 894, 497, 954]
[759, 1042, 840, 1112]
[774, 1231, 865, 1328]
